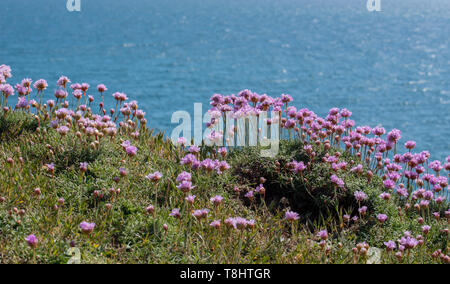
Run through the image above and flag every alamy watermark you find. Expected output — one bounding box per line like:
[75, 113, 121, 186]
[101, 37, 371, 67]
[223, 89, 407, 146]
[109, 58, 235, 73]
[170, 103, 280, 157]
[367, 0, 381, 12]
[66, 247, 81, 264]
[66, 1, 380, 13]
[67, 0, 81, 12]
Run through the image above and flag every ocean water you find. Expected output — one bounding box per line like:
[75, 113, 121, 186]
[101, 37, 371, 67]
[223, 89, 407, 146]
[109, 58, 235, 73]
[1, 0, 449, 161]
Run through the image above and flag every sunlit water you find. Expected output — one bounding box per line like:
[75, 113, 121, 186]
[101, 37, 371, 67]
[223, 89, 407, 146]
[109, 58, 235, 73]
[1, 0, 449, 161]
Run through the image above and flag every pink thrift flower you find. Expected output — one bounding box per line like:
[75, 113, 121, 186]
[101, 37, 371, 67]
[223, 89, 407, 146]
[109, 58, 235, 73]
[146, 171, 162, 182]
[80, 162, 88, 173]
[177, 180, 195, 193]
[169, 208, 181, 219]
[354, 191, 368, 202]
[97, 84, 107, 93]
[125, 145, 137, 156]
[33, 79, 48, 91]
[185, 195, 196, 204]
[317, 230, 328, 240]
[210, 220, 221, 229]
[285, 211, 299, 221]
[377, 214, 388, 224]
[384, 240, 396, 251]
[210, 195, 224, 206]
[80, 222, 96, 234]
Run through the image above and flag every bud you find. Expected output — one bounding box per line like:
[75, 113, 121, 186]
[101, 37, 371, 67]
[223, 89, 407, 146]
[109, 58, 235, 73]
[146, 205, 155, 215]
[34, 188, 41, 196]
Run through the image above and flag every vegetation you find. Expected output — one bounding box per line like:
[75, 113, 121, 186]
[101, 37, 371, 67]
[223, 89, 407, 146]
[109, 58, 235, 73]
[0, 65, 448, 264]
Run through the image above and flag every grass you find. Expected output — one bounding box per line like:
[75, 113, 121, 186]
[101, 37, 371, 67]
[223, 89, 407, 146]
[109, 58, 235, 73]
[0, 110, 448, 264]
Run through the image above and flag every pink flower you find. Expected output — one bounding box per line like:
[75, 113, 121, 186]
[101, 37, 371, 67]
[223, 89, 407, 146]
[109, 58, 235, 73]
[56, 126, 70, 135]
[188, 145, 200, 154]
[25, 234, 38, 248]
[210, 220, 221, 229]
[181, 154, 197, 166]
[354, 191, 368, 202]
[80, 222, 96, 234]
[210, 195, 224, 206]
[192, 209, 209, 220]
[218, 147, 227, 157]
[125, 145, 137, 156]
[331, 174, 345, 188]
[379, 192, 391, 201]
[422, 225, 431, 235]
[404, 141, 416, 150]
[293, 161, 306, 174]
[169, 208, 181, 219]
[146, 171, 162, 182]
[146, 205, 155, 214]
[244, 191, 254, 199]
[57, 76, 70, 87]
[185, 195, 196, 204]
[387, 129, 402, 144]
[358, 206, 368, 215]
[377, 214, 388, 224]
[177, 180, 195, 193]
[398, 235, 418, 250]
[216, 161, 230, 173]
[177, 137, 187, 146]
[384, 240, 396, 251]
[176, 171, 191, 183]
[79, 162, 88, 173]
[317, 230, 328, 240]
[285, 211, 299, 221]
[97, 84, 107, 93]
[33, 79, 48, 91]
[383, 179, 396, 189]
[80, 83, 90, 92]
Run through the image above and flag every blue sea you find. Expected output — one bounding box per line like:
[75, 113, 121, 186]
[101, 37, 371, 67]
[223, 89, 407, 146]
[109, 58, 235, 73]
[1, 0, 449, 161]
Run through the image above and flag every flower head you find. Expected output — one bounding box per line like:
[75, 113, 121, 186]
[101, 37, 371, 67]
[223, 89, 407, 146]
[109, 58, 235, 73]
[176, 171, 191, 183]
[177, 180, 195, 193]
[80, 222, 96, 234]
[384, 240, 396, 251]
[317, 230, 328, 240]
[331, 174, 345, 188]
[33, 79, 48, 91]
[125, 145, 137, 157]
[354, 191, 368, 202]
[97, 84, 107, 93]
[210, 195, 224, 206]
[387, 129, 402, 144]
[192, 209, 209, 220]
[398, 236, 418, 250]
[422, 225, 431, 235]
[377, 214, 388, 224]
[57, 76, 70, 87]
[146, 171, 162, 182]
[285, 211, 299, 221]
[185, 195, 196, 204]
[25, 234, 38, 248]
[210, 220, 221, 229]
[79, 162, 88, 173]
[404, 141, 416, 150]
[169, 208, 181, 219]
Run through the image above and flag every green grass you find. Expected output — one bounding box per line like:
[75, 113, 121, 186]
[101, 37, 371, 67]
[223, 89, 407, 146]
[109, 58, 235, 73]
[0, 110, 448, 264]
